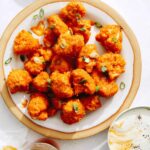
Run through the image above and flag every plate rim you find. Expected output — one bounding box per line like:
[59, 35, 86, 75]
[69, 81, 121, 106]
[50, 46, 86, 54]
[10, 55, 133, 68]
[0, 0, 141, 140]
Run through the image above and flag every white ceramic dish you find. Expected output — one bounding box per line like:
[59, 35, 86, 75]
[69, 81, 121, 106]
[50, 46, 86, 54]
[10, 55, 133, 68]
[108, 106, 150, 150]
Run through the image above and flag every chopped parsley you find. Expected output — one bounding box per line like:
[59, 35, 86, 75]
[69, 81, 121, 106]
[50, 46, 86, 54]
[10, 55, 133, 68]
[80, 27, 86, 32]
[72, 103, 78, 113]
[79, 79, 87, 84]
[95, 86, 100, 92]
[5, 57, 12, 65]
[33, 14, 38, 20]
[82, 56, 90, 63]
[101, 66, 107, 73]
[95, 22, 102, 28]
[39, 8, 44, 19]
[120, 82, 125, 90]
[112, 37, 118, 43]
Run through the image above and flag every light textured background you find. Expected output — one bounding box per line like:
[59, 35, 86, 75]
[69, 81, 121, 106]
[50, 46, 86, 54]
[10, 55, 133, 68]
[0, 0, 150, 149]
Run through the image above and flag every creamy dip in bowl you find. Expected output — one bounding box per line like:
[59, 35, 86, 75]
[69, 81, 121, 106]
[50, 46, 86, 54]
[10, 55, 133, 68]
[108, 107, 150, 150]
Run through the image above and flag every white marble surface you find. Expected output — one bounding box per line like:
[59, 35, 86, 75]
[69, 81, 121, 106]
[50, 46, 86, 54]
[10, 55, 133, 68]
[0, 0, 150, 149]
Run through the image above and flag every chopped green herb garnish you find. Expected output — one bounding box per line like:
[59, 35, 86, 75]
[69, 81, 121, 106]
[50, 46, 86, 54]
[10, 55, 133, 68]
[39, 8, 44, 19]
[120, 82, 125, 90]
[60, 43, 66, 49]
[72, 103, 78, 113]
[75, 13, 81, 20]
[80, 27, 86, 32]
[95, 86, 100, 92]
[5, 57, 12, 65]
[112, 37, 118, 43]
[49, 25, 55, 30]
[47, 79, 51, 84]
[20, 55, 26, 62]
[79, 79, 87, 84]
[95, 22, 102, 28]
[33, 14, 38, 20]
[82, 56, 90, 63]
[101, 66, 107, 73]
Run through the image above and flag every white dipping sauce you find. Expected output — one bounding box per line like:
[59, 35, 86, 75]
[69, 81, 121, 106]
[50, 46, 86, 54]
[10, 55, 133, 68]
[108, 107, 150, 150]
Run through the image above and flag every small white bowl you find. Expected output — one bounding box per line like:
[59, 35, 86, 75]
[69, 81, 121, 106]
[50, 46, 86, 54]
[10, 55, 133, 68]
[108, 106, 150, 150]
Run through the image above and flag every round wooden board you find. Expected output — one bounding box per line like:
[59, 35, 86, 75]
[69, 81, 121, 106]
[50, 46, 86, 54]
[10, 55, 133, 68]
[0, 0, 141, 140]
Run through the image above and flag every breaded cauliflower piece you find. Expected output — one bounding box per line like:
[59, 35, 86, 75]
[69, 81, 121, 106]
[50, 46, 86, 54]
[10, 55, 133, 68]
[50, 71, 74, 98]
[32, 72, 50, 92]
[92, 70, 118, 97]
[60, 2, 86, 24]
[72, 20, 93, 43]
[61, 99, 85, 124]
[13, 30, 40, 54]
[7, 69, 32, 94]
[53, 31, 84, 57]
[24, 56, 46, 76]
[27, 93, 49, 120]
[96, 53, 125, 80]
[81, 95, 102, 111]
[96, 25, 122, 53]
[77, 44, 99, 73]
[50, 55, 72, 73]
[43, 28, 58, 48]
[71, 69, 96, 95]
[47, 14, 68, 36]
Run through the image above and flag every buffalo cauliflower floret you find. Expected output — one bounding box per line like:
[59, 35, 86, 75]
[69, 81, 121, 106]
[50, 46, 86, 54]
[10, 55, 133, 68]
[92, 70, 118, 97]
[7, 69, 32, 94]
[71, 69, 96, 95]
[81, 95, 102, 111]
[50, 55, 72, 73]
[77, 44, 99, 73]
[60, 2, 86, 25]
[61, 99, 85, 124]
[96, 53, 125, 80]
[24, 56, 46, 76]
[50, 71, 74, 98]
[27, 93, 49, 120]
[51, 97, 62, 110]
[47, 14, 68, 36]
[72, 20, 93, 43]
[96, 25, 122, 53]
[32, 72, 50, 92]
[43, 28, 58, 48]
[13, 30, 40, 54]
[53, 31, 84, 57]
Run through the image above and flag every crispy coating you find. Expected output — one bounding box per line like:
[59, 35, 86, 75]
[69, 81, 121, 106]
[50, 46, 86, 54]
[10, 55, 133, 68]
[13, 30, 40, 54]
[96, 25, 122, 53]
[60, 2, 86, 24]
[32, 72, 50, 92]
[24, 56, 46, 75]
[27, 93, 49, 120]
[71, 69, 96, 95]
[7, 69, 32, 94]
[50, 71, 74, 98]
[77, 44, 99, 73]
[81, 95, 102, 111]
[43, 28, 58, 48]
[72, 20, 93, 43]
[53, 31, 84, 57]
[50, 55, 72, 73]
[92, 70, 118, 97]
[31, 20, 45, 36]
[47, 14, 68, 36]
[96, 53, 126, 80]
[48, 107, 58, 117]
[61, 99, 85, 124]
[51, 98, 62, 110]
